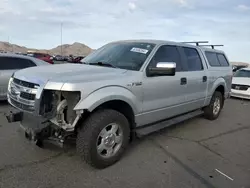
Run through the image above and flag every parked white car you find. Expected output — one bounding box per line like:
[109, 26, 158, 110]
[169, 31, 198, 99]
[231, 68, 250, 99]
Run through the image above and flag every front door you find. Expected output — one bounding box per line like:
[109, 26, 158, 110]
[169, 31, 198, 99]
[136, 45, 188, 126]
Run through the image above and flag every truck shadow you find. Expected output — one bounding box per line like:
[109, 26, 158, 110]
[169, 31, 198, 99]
[50, 116, 201, 159]
[0, 100, 8, 106]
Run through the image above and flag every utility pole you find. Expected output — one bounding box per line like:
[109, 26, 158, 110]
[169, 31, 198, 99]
[8, 36, 10, 52]
[61, 22, 63, 56]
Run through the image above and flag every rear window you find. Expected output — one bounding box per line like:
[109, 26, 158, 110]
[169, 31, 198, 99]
[205, 52, 220, 66]
[205, 51, 229, 67]
[217, 54, 229, 66]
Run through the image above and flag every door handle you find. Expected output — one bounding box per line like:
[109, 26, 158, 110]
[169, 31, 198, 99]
[180, 77, 187, 85]
[203, 76, 207, 82]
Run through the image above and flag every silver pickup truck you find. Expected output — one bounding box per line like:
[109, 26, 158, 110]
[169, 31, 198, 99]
[6, 40, 232, 169]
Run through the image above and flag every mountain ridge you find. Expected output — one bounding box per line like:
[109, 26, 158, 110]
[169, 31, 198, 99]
[0, 41, 93, 56]
[0, 41, 248, 65]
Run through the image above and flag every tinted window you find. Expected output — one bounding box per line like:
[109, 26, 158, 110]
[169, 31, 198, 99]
[183, 47, 203, 71]
[217, 54, 229, 66]
[234, 69, 250, 78]
[205, 51, 220, 66]
[0, 57, 36, 70]
[148, 45, 182, 71]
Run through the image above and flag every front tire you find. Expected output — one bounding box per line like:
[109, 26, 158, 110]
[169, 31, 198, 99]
[76, 109, 130, 169]
[204, 91, 223, 120]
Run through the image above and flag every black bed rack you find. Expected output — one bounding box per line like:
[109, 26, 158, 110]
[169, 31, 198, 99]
[198, 44, 224, 49]
[181, 41, 224, 49]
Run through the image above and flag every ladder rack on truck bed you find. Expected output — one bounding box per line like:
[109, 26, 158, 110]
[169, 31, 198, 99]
[198, 44, 224, 49]
[181, 41, 224, 49]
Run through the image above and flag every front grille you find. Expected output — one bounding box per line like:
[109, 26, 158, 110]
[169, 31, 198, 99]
[20, 92, 35, 100]
[232, 84, 249, 91]
[13, 78, 38, 89]
[8, 78, 39, 113]
[9, 97, 34, 112]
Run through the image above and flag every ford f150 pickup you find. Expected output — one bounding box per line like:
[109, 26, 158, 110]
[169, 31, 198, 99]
[6, 40, 232, 169]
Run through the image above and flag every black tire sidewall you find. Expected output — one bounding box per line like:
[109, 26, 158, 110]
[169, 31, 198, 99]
[212, 92, 223, 118]
[204, 91, 223, 120]
[91, 112, 129, 164]
[77, 109, 130, 168]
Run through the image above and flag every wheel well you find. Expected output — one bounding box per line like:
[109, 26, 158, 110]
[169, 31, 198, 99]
[215, 85, 225, 107]
[94, 100, 136, 129]
[215, 85, 225, 97]
[76, 100, 136, 132]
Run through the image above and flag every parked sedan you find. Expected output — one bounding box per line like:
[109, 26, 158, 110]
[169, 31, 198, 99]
[231, 68, 250, 99]
[0, 53, 50, 100]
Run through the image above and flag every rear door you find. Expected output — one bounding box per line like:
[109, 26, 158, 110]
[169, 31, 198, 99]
[178, 46, 208, 111]
[0, 57, 36, 99]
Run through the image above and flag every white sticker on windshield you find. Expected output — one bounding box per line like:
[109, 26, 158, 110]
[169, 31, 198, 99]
[130, 47, 149, 54]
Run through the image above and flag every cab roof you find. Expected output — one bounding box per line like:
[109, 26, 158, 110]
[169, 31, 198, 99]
[110, 39, 225, 53]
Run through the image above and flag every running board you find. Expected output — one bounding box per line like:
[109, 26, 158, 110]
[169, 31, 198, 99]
[135, 110, 204, 137]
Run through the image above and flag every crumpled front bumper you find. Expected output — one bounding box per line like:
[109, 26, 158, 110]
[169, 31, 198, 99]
[6, 110, 51, 141]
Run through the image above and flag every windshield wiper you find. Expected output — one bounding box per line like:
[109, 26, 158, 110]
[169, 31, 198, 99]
[89, 62, 118, 68]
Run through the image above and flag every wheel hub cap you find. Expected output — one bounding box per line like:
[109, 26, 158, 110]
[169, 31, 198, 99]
[213, 98, 220, 115]
[96, 123, 124, 158]
[104, 133, 115, 147]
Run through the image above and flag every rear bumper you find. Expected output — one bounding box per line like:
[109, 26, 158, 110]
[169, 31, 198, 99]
[231, 89, 250, 100]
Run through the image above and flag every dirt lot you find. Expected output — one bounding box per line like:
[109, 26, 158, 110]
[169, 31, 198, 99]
[0, 98, 249, 188]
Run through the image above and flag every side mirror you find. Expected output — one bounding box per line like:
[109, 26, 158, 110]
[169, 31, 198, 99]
[147, 62, 176, 77]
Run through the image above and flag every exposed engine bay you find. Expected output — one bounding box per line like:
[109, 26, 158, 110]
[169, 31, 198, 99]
[40, 90, 82, 131]
[37, 90, 82, 146]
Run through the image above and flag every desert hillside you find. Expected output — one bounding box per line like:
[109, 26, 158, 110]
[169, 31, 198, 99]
[0, 41, 93, 56]
[231, 62, 249, 67]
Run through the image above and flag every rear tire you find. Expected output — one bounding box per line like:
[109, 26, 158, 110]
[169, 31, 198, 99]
[204, 91, 223, 120]
[76, 109, 130, 169]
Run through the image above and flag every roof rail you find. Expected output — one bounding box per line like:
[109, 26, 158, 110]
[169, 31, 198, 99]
[199, 44, 224, 49]
[181, 41, 209, 46]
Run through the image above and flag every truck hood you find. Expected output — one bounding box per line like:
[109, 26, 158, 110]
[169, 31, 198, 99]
[232, 77, 250, 85]
[13, 64, 128, 86]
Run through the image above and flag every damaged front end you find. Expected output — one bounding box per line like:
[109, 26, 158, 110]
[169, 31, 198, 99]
[6, 77, 82, 147]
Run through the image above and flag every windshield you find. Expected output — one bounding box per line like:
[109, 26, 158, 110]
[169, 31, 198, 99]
[81, 42, 156, 71]
[234, 69, 250, 77]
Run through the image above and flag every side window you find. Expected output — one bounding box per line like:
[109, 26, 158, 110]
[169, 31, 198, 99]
[0, 57, 35, 70]
[183, 47, 203, 71]
[148, 45, 182, 72]
[0, 57, 19, 70]
[18, 59, 36, 68]
[205, 51, 220, 66]
[217, 53, 229, 66]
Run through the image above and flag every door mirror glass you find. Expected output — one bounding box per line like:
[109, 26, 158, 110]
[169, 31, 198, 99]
[147, 62, 176, 76]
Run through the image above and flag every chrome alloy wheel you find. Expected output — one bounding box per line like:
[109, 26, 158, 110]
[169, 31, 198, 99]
[96, 123, 123, 158]
[213, 97, 221, 115]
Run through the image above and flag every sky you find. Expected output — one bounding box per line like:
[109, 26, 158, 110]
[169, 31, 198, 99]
[0, 0, 250, 62]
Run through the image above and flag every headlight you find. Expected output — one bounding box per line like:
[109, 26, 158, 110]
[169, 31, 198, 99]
[7, 77, 14, 92]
